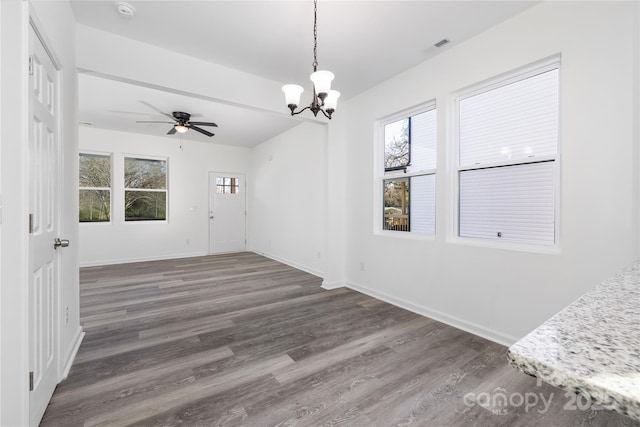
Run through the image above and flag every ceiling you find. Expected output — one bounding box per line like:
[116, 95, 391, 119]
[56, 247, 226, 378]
[71, 1, 537, 147]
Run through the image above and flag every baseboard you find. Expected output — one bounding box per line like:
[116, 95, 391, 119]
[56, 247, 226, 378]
[321, 280, 346, 290]
[249, 250, 324, 279]
[60, 326, 84, 381]
[345, 281, 517, 347]
[79, 251, 209, 268]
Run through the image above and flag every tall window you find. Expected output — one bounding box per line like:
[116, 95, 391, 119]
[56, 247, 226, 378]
[124, 157, 167, 221]
[79, 153, 111, 222]
[381, 102, 436, 234]
[455, 58, 559, 246]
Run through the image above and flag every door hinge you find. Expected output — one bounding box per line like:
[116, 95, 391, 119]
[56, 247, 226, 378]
[29, 213, 33, 234]
[29, 371, 34, 391]
[28, 57, 33, 76]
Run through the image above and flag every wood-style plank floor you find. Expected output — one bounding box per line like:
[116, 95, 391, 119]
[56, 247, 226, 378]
[41, 252, 639, 426]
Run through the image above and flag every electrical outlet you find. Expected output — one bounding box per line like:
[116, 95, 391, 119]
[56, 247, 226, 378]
[65, 306, 69, 324]
[360, 262, 365, 271]
[186, 239, 190, 245]
[317, 251, 321, 259]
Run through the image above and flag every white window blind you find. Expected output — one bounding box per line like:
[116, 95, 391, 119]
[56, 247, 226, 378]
[459, 69, 559, 166]
[459, 161, 555, 245]
[410, 109, 437, 171]
[410, 174, 436, 235]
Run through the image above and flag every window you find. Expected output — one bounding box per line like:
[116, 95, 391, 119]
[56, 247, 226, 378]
[79, 153, 111, 222]
[124, 157, 167, 221]
[381, 102, 436, 234]
[216, 177, 240, 194]
[455, 58, 559, 246]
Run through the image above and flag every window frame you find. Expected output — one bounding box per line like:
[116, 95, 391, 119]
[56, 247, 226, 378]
[216, 177, 240, 194]
[79, 151, 113, 224]
[375, 100, 437, 238]
[123, 154, 169, 223]
[449, 55, 561, 253]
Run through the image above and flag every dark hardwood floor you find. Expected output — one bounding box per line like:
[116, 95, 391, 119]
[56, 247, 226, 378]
[41, 252, 639, 426]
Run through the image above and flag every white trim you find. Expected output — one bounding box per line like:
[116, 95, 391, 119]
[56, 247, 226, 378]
[59, 327, 84, 381]
[250, 250, 323, 279]
[321, 280, 346, 290]
[345, 280, 517, 347]
[79, 251, 208, 268]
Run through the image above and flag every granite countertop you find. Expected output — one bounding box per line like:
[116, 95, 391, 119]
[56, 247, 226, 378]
[507, 260, 640, 421]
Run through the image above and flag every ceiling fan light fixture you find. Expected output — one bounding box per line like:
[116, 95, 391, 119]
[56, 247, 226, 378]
[282, 0, 339, 119]
[174, 124, 189, 133]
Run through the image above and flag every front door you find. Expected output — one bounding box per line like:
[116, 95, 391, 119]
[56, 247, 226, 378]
[28, 23, 60, 426]
[208, 172, 246, 254]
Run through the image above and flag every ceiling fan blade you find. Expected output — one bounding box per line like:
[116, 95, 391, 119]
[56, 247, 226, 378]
[189, 125, 214, 137]
[167, 127, 177, 135]
[136, 120, 174, 124]
[189, 121, 218, 127]
[139, 101, 175, 120]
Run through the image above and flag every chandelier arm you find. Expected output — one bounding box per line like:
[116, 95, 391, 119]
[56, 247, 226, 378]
[318, 108, 331, 120]
[290, 105, 312, 116]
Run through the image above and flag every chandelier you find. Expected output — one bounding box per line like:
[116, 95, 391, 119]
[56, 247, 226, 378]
[282, 0, 340, 119]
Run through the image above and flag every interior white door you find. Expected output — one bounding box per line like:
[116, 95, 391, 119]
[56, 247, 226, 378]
[209, 172, 246, 254]
[28, 24, 60, 427]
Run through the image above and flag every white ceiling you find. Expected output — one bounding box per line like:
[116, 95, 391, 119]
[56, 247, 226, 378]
[71, 0, 537, 147]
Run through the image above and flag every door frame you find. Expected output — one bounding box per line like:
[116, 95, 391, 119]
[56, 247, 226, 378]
[27, 12, 64, 427]
[1, 2, 32, 425]
[208, 171, 247, 255]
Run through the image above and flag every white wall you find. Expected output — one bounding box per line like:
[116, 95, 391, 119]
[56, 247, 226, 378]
[0, 0, 80, 424]
[336, 1, 640, 344]
[79, 127, 250, 266]
[249, 122, 327, 277]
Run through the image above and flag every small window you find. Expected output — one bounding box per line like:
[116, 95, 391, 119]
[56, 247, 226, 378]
[384, 118, 410, 171]
[124, 157, 167, 221]
[79, 153, 111, 222]
[380, 103, 437, 235]
[216, 177, 240, 194]
[455, 58, 559, 246]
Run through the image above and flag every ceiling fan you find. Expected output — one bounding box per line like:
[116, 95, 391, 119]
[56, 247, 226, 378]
[136, 104, 218, 137]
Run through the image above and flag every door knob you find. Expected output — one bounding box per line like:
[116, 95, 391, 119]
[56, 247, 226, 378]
[54, 238, 69, 249]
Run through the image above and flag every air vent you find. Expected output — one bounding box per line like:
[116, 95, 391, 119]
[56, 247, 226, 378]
[434, 39, 450, 48]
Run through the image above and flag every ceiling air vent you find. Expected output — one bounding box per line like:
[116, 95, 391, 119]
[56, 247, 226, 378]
[434, 39, 450, 48]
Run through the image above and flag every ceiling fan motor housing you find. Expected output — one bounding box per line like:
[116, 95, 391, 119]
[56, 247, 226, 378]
[173, 111, 191, 122]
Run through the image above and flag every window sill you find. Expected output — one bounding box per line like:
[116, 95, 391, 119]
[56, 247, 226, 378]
[447, 235, 560, 255]
[375, 229, 436, 241]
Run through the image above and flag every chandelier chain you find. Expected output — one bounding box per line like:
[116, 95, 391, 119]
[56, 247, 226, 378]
[312, 0, 318, 71]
